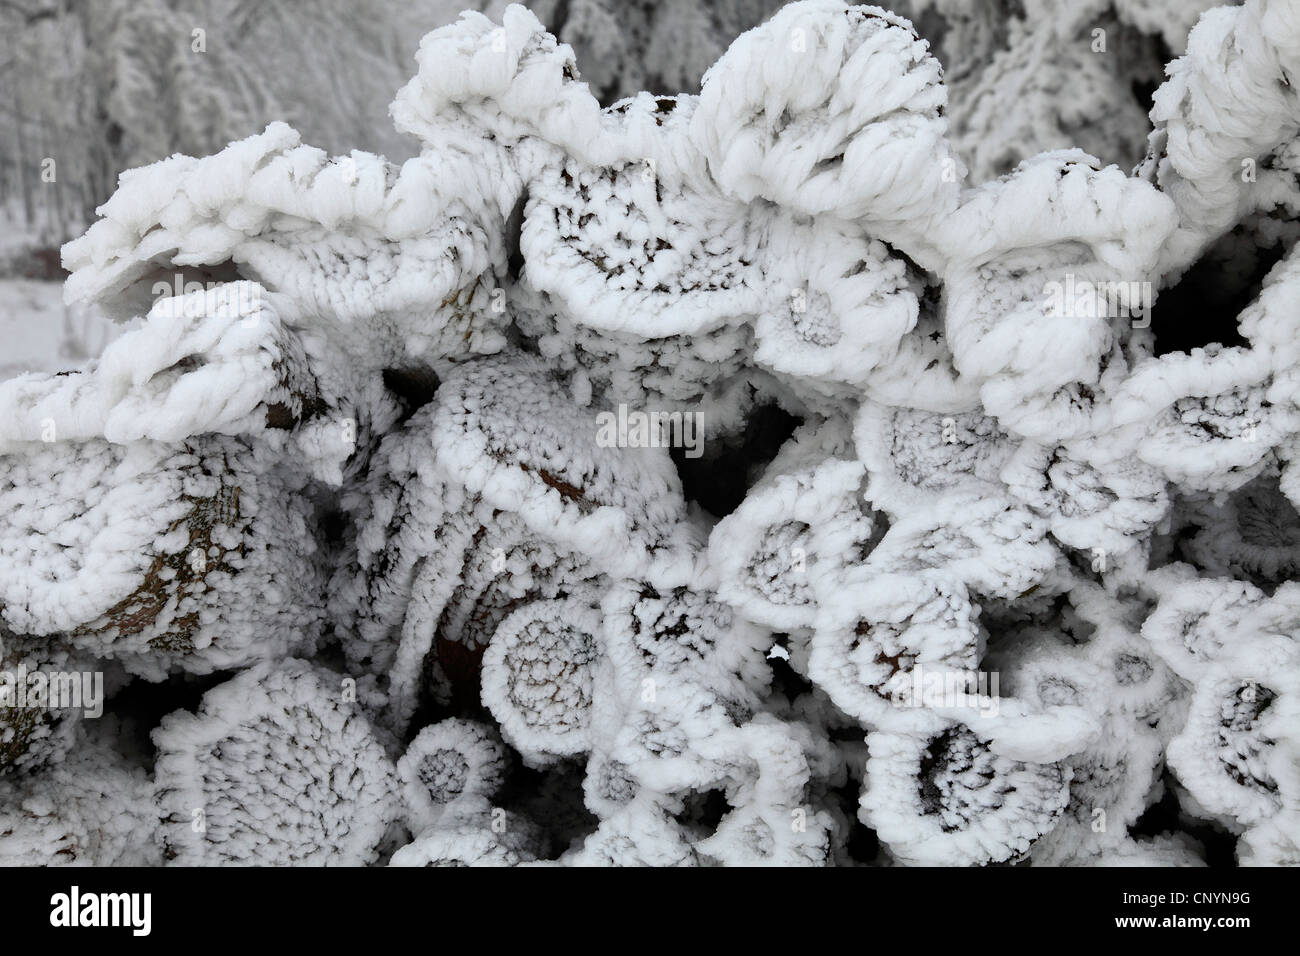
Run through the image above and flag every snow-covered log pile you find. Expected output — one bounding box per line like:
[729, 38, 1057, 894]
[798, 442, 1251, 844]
[2, 0, 1299, 866]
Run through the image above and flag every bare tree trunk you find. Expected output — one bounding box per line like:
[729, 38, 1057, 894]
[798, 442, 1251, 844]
[13, 85, 34, 229]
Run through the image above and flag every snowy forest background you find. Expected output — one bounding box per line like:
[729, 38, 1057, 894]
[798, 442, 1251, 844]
[0, 0, 1225, 380]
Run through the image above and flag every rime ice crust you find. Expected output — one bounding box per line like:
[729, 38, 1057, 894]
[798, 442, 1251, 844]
[152, 660, 399, 866]
[0, 733, 157, 865]
[2, 0, 1300, 866]
[396, 718, 508, 833]
[0, 436, 325, 680]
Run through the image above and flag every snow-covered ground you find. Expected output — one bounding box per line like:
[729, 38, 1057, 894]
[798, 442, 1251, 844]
[0, 278, 127, 380]
[0, 279, 68, 379]
[0, 203, 125, 380]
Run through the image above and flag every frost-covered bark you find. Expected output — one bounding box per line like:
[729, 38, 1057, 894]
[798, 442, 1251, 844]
[3, 0, 1300, 867]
